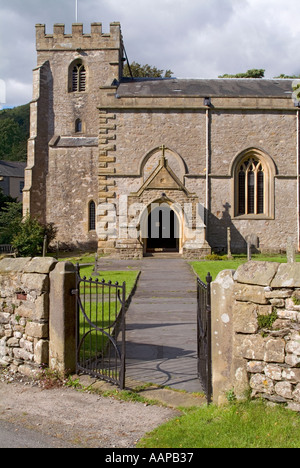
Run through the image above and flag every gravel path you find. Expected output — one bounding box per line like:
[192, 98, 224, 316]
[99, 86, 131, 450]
[0, 379, 177, 448]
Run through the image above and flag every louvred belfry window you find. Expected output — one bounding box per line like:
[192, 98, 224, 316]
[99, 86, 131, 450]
[238, 157, 265, 216]
[72, 63, 86, 92]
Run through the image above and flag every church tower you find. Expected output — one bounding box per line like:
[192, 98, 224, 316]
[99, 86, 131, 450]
[23, 23, 123, 249]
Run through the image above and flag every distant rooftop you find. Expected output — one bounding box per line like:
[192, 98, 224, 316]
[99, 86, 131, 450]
[0, 160, 26, 178]
[117, 78, 294, 99]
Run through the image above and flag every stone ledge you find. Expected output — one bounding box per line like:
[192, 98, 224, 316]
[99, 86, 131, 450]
[0, 257, 57, 275]
[234, 261, 280, 286]
[24, 257, 57, 274]
[271, 263, 300, 288]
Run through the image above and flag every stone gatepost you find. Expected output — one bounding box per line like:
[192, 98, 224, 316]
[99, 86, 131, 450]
[211, 270, 235, 405]
[49, 262, 77, 374]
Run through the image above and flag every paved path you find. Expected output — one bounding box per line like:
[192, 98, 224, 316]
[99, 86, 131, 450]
[98, 257, 203, 393]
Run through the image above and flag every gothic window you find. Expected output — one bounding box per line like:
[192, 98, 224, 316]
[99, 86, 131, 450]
[89, 201, 96, 231]
[69, 60, 86, 92]
[233, 149, 275, 219]
[237, 157, 265, 216]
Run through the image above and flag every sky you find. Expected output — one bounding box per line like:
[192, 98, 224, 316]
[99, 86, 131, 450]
[0, 0, 300, 108]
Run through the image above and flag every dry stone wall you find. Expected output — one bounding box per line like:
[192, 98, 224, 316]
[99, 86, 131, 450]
[0, 257, 66, 377]
[212, 261, 300, 411]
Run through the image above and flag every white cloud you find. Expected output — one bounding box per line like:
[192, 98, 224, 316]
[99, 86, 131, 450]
[1, 0, 300, 106]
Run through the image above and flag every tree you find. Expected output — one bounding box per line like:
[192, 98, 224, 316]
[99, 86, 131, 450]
[0, 200, 23, 244]
[219, 69, 265, 79]
[274, 74, 300, 79]
[123, 61, 173, 79]
[0, 187, 16, 211]
[11, 216, 57, 257]
[11, 215, 44, 257]
[0, 103, 30, 162]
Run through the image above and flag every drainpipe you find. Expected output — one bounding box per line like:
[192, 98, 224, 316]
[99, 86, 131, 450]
[205, 104, 210, 236]
[297, 109, 300, 251]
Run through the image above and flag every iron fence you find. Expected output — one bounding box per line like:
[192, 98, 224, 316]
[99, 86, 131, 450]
[197, 273, 213, 404]
[72, 264, 126, 389]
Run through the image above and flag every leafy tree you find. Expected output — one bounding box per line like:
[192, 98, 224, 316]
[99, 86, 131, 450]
[0, 187, 16, 211]
[0, 103, 30, 162]
[11, 215, 45, 257]
[0, 201, 23, 244]
[123, 61, 173, 78]
[219, 69, 265, 79]
[274, 74, 300, 79]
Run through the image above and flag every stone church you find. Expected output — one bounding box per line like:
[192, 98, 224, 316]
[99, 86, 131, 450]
[23, 22, 300, 258]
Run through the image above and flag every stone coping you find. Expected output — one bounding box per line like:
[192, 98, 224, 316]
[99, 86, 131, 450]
[234, 261, 300, 288]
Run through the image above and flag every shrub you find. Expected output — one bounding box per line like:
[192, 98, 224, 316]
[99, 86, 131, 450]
[11, 215, 45, 256]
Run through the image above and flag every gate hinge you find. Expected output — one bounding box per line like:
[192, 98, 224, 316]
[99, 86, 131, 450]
[71, 288, 79, 296]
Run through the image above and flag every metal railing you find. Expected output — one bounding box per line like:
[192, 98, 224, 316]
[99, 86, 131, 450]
[197, 273, 213, 404]
[72, 265, 126, 389]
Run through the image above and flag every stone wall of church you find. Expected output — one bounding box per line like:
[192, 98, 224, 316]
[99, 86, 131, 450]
[98, 105, 298, 256]
[26, 24, 299, 256]
[46, 146, 98, 249]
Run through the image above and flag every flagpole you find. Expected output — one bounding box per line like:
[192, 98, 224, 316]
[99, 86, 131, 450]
[75, 0, 78, 22]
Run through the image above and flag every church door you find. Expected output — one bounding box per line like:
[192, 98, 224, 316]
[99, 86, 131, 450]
[147, 205, 179, 252]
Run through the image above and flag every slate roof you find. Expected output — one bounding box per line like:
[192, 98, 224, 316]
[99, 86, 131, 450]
[0, 160, 26, 178]
[117, 78, 294, 99]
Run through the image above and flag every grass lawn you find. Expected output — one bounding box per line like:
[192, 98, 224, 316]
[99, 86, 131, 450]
[78, 265, 140, 300]
[190, 253, 300, 282]
[76, 264, 140, 360]
[138, 400, 300, 449]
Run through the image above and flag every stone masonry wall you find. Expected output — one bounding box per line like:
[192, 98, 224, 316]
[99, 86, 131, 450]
[212, 261, 300, 411]
[0, 257, 57, 376]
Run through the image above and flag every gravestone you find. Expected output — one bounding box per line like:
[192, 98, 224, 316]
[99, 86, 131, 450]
[286, 237, 296, 264]
[227, 227, 233, 259]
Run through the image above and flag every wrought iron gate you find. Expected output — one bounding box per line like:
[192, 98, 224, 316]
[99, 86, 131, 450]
[72, 265, 126, 389]
[197, 273, 213, 404]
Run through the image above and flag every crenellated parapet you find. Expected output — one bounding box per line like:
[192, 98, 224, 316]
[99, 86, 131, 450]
[36, 22, 122, 51]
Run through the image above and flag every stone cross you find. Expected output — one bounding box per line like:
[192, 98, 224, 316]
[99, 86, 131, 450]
[160, 145, 167, 157]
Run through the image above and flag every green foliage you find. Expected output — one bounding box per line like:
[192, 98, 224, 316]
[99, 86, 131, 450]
[219, 69, 265, 79]
[0, 103, 30, 161]
[0, 200, 23, 244]
[257, 309, 278, 330]
[0, 187, 17, 211]
[205, 253, 227, 261]
[292, 296, 300, 306]
[123, 61, 173, 78]
[11, 215, 45, 256]
[275, 74, 300, 79]
[0, 198, 57, 255]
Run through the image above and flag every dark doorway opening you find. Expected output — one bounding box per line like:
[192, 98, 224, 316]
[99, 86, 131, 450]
[147, 205, 179, 252]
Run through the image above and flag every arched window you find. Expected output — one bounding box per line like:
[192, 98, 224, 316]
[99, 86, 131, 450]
[89, 201, 96, 231]
[238, 157, 264, 215]
[70, 60, 86, 92]
[232, 149, 276, 219]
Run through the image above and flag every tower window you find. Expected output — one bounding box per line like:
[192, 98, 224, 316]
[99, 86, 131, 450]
[75, 119, 82, 133]
[89, 201, 96, 231]
[70, 61, 86, 92]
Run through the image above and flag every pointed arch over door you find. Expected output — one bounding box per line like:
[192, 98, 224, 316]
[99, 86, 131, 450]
[147, 202, 180, 252]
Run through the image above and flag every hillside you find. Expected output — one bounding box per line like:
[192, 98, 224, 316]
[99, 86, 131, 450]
[0, 103, 30, 162]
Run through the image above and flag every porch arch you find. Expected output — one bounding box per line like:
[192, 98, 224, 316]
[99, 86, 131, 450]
[139, 197, 184, 254]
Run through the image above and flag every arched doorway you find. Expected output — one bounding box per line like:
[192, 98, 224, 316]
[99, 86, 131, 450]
[146, 203, 180, 252]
